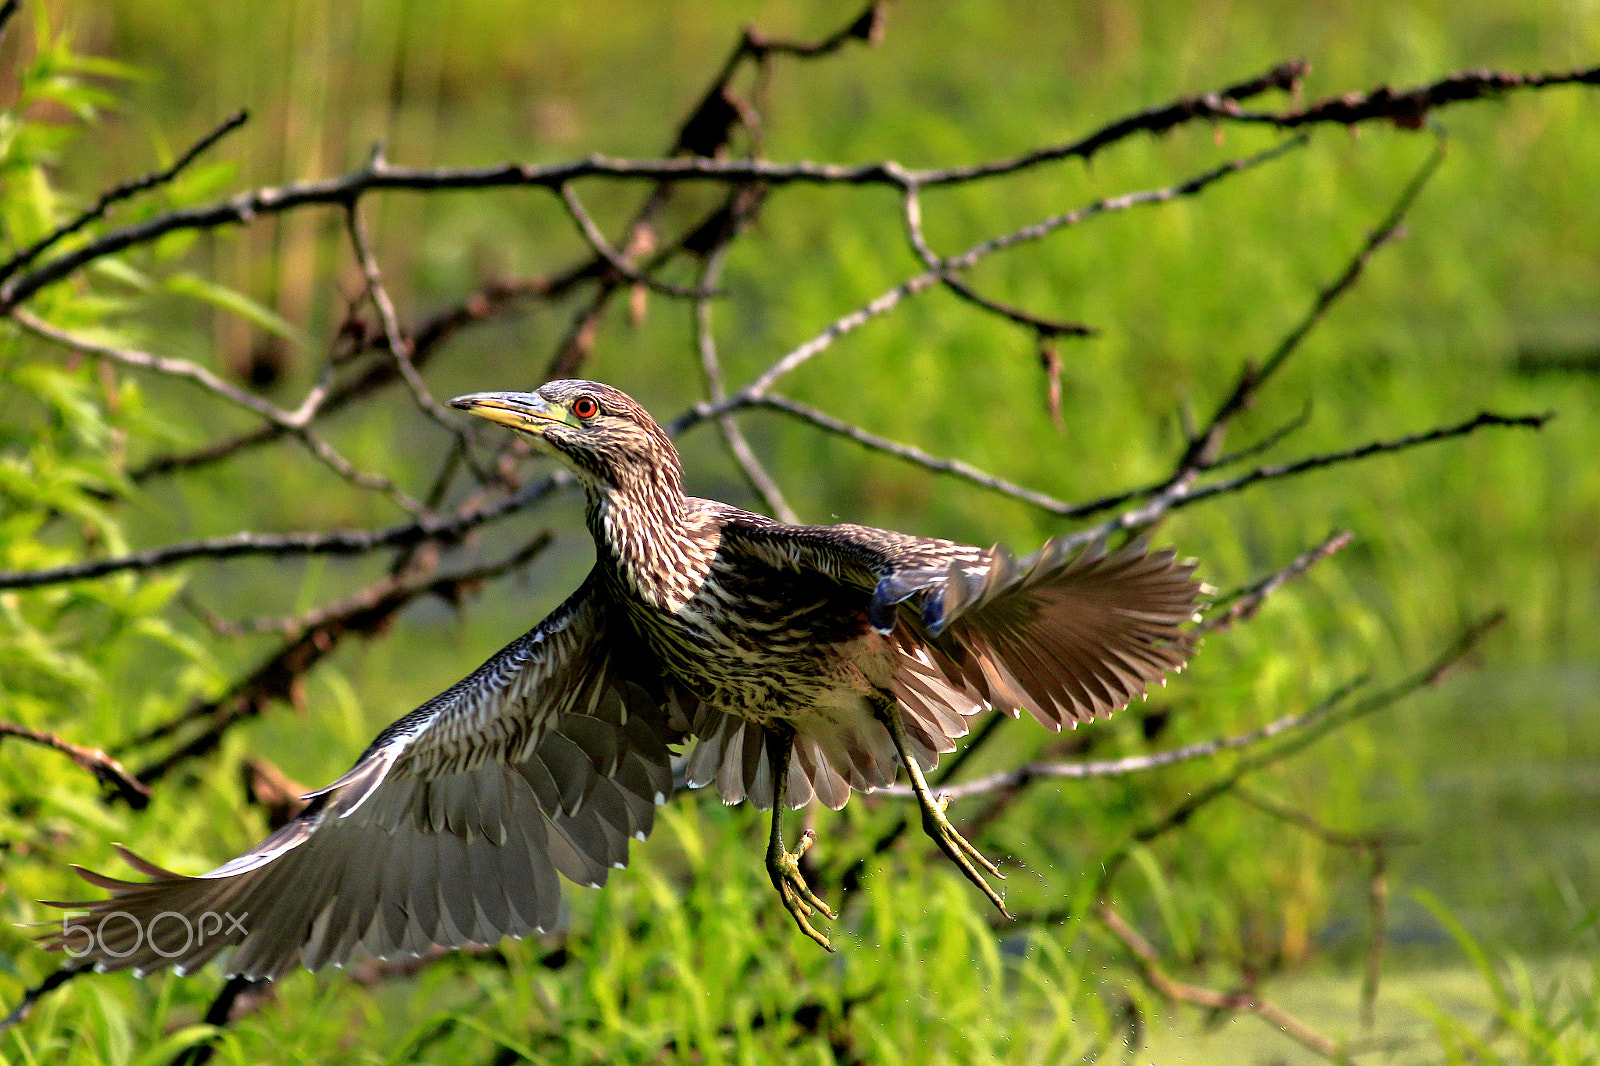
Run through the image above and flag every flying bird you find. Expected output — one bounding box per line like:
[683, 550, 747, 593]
[49, 379, 1199, 976]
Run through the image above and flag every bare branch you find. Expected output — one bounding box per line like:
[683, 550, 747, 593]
[1230, 65, 1600, 130]
[0, 722, 150, 807]
[740, 1, 886, 61]
[878, 698, 1352, 802]
[0, 110, 249, 285]
[557, 183, 720, 299]
[750, 393, 1077, 515]
[903, 183, 1096, 338]
[1098, 904, 1347, 1060]
[1199, 530, 1354, 634]
[15, 59, 1591, 312]
[127, 277, 553, 482]
[1232, 786, 1412, 849]
[343, 199, 470, 447]
[1175, 135, 1447, 475]
[1093, 611, 1505, 894]
[694, 248, 797, 522]
[676, 137, 1308, 435]
[0, 473, 564, 591]
[11, 309, 426, 513]
[1066, 410, 1551, 551]
[1211, 398, 1313, 469]
[12, 308, 288, 424]
[1229, 786, 1406, 1033]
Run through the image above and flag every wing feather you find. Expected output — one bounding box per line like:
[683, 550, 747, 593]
[44, 571, 679, 979]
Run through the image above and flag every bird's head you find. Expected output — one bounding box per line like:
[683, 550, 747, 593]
[449, 380, 683, 498]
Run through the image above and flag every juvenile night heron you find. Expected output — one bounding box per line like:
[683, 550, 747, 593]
[51, 379, 1199, 975]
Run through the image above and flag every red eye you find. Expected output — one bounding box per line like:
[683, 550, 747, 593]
[572, 397, 599, 420]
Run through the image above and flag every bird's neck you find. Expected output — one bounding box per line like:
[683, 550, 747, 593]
[584, 468, 713, 611]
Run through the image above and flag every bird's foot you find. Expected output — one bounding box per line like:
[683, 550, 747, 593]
[921, 791, 1012, 919]
[766, 828, 836, 951]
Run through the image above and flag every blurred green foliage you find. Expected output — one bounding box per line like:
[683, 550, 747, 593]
[0, 1, 1597, 1062]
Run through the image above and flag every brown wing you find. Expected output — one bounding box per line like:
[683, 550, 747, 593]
[891, 537, 1200, 735]
[43, 572, 679, 980]
[707, 511, 1199, 807]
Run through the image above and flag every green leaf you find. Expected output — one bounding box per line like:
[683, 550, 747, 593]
[163, 272, 308, 350]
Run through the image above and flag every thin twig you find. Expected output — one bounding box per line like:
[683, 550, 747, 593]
[752, 393, 1078, 514]
[343, 199, 472, 449]
[127, 277, 553, 482]
[902, 183, 1096, 338]
[11, 62, 1589, 312]
[1098, 904, 1347, 1059]
[878, 700, 1348, 802]
[1211, 399, 1313, 469]
[1230, 786, 1408, 1032]
[0, 110, 249, 285]
[1065, 410, 1551, 552]
[694, 247, 796, 522]
[0, 474, 562, 591]
[677, 136, 1309, 433]
[0, 963, 92, 1037]
[1174, 135, 1448, 475]
[558, 183, 720, 299]
[1199, 530, 1354, 634]
[0, 722, 150, 807]
[11, 309, 425, 513]
[1096, 611, 1504, 893]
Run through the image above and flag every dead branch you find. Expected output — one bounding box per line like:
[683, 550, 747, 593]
[0, 722, 150, 807]
[1097, 903, 1347, 1059]
[1231, 785, 1406, 1030]
[12, 309, 425, 513]
[1076, 613, 1507, 1058]
[344, 199, 476, 455]
[1173, 136, 1448, 477]
[751, 393, 1077, 515]
[0, 110, 248, 286]
[694, 246, 796, 522]
[126, 276, 554, 482]
[1200, 530, 1354, 634]
[0, 473, 563, 591]
[0, 963, 91, 1037]
[679, 136, 1309, 434]
[11, 59, 1590, 314]
[1069, 410, 1550, 551]
[558, 183, 720, 299]
[1095, 611, 1504, 895]
[878, 698, 1351, 803]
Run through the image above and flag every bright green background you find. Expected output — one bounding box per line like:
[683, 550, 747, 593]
[1, 1, 1597, 1062]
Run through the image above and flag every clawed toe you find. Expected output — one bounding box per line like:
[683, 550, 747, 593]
[768, 829, 836, 951]
[920, 791, 1010, 919]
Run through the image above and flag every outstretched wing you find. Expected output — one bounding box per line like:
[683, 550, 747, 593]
[719, 509, 1199, 731]
[706, 510, 1199, 805]
[44, 572, 679, 980]
[885, 537, 1200, 734]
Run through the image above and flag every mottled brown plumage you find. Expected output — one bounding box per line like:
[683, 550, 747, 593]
[47, 379, 1200, 973]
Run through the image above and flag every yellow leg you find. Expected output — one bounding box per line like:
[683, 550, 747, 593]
[764, 728, 836, 951]
[879, 700, 1011, 919]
